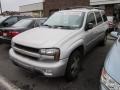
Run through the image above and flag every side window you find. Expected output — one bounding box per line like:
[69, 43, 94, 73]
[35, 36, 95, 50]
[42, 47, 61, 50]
[86, 13, 96, 26]
[95, 12, 103, 24]
[102, 13, 107, 22]
[4, 17, 18, 26]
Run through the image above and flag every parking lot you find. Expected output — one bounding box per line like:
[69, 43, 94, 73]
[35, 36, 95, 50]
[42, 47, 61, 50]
[0, 38, 114, 90]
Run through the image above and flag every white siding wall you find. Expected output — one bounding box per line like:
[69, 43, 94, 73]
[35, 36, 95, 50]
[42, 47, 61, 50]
[20, 12, 33, 16]
[90, 0, 120, 5]
[19, 2, 43, 12]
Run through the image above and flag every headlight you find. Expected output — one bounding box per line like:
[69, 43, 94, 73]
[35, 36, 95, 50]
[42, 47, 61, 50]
[39, 48, 60, 60]
[101, 68, 120, 90]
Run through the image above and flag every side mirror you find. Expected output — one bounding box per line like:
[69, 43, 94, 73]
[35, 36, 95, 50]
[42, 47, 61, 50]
[86, 23, 94, 30]
[110, 31, 120, 38]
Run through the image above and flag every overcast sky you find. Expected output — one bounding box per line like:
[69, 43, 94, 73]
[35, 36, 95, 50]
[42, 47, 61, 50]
[1, 0, 44, 11]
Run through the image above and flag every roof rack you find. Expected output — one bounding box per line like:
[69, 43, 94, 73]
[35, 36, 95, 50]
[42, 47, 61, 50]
[63, 6, 104, 10]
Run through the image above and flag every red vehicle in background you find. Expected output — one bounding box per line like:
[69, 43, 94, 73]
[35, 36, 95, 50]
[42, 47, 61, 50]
[0, 18, 46, 44]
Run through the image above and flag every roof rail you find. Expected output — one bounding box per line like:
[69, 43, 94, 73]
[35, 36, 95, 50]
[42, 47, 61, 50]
[63, 6, 104, 10]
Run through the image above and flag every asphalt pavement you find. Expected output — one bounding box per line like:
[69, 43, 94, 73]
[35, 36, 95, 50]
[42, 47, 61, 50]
[0, 38, 114, 90]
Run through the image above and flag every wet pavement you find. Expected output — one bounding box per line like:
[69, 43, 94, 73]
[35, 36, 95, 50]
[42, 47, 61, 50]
[0, 75, 20, 90]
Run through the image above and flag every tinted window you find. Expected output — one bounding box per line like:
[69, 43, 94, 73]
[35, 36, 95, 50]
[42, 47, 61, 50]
[4, 17, 18, 26]
[95, 12, 103, 24]
[86, 13, 96, 26]
[102, 14, 107, 21]
[0, 16, 9, 23]
[13, 19, 33, 27]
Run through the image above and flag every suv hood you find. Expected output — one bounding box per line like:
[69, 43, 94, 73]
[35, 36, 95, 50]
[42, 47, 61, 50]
[12, 27, 80, 48]
[105, 39, 120, 83]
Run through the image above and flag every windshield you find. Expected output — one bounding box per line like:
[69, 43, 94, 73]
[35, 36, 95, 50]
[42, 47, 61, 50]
[13, 19, 33, 27]
[0, 16, 9, 23]
[43, 11, 85, 29]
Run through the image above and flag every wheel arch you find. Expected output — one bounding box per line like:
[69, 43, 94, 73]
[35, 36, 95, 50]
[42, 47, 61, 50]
[68, 45, 85, 59]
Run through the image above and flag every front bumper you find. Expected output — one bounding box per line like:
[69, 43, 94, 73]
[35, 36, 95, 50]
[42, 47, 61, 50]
[9, 48, 68, 77]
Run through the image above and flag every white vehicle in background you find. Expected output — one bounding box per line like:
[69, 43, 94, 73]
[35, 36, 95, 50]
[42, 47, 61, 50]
[9, 7, 108, 81]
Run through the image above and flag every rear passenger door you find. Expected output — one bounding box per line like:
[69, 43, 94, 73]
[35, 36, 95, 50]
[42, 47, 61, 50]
[94, 11, 105, 42]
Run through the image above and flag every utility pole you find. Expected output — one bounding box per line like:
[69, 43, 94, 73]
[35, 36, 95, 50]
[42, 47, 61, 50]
[0, 0, 2, 14]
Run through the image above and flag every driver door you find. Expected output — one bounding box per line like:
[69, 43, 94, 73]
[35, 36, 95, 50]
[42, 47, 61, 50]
[84, 12, 97, 52]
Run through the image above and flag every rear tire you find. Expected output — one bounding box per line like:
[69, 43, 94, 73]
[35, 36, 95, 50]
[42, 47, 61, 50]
[65, 50, 83, 81]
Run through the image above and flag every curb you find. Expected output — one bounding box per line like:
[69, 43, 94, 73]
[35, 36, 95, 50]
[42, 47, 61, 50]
[0, 75, 20, 90]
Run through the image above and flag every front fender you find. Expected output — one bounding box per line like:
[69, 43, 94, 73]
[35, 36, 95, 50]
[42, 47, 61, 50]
[60, 39, 85, 59]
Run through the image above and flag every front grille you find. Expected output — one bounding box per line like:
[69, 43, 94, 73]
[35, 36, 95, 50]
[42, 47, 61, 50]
[15, 51, 39, 60]
[14, 43, 39, 53]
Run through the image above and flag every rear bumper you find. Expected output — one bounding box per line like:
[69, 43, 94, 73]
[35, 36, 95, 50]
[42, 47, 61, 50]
[9, 48, 68, 77]
[0, 36, 11, 44]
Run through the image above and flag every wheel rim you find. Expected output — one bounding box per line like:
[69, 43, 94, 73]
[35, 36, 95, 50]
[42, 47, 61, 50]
[70, 55, 80, 76]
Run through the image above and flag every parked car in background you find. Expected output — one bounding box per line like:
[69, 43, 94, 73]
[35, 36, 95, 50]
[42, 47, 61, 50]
[107, 16, 114, 33]
[100, 31, 120, 90]
[0, 15, 32, 28]
[0, 18, 46, 43]
[9, 7, 108, 81]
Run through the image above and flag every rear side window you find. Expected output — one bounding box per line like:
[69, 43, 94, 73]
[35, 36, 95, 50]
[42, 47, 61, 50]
[95, 12, 103, 24]
[86, 13, 96, 26]
[102, 13, 107, 22]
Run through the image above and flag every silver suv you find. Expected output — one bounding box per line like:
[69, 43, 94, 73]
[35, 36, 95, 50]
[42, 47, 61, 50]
[9, 7, 108, 80]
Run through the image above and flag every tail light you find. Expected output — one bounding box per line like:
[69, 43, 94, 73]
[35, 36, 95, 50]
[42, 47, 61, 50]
[8, 31, 20, 37]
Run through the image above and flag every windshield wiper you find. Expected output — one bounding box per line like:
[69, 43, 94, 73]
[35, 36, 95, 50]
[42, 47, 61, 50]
[53, 25, 77, 29]
[42, 24, 52, 28]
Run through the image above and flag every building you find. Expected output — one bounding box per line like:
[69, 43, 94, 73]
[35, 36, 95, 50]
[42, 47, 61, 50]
[44, 0, 89, 16]
[19, 0, 89, 17]
[19, 2, 44, 17]
[1, 11, 20, 15]
[90, 0, 120, 20]
[19, 0, 90, 17]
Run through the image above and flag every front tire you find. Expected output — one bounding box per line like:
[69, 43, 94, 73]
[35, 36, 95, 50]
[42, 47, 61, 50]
[65, 50, 83, 81]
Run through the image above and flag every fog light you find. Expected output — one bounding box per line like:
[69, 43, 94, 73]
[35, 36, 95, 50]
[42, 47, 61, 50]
[41, 68, 53, 76]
